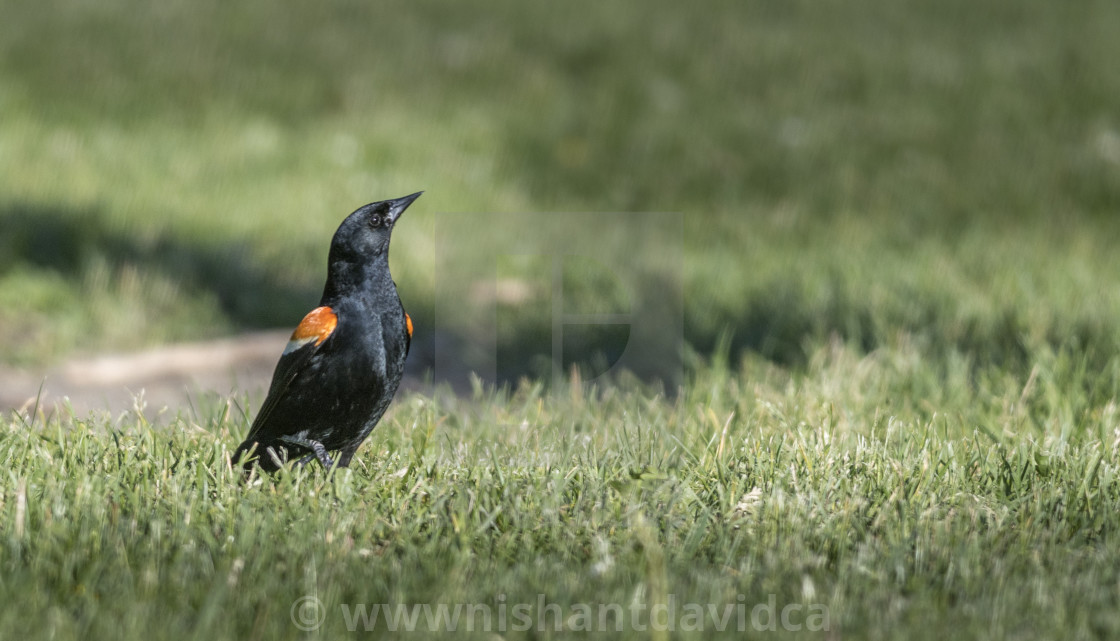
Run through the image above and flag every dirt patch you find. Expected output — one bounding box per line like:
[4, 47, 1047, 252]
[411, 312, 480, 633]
[1, 331, 291, 416]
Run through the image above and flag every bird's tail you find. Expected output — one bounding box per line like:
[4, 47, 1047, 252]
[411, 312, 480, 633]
[231, 440, 261, 475]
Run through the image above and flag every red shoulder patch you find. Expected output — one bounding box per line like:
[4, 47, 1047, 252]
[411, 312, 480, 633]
[405, 312, 413, 339]
[291, 306, 338, 346]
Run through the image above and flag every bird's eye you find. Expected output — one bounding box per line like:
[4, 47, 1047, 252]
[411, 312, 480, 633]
[369, 215, 383, 228]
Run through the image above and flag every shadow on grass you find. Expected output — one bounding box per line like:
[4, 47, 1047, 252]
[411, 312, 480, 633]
[0, 202, 319, 330]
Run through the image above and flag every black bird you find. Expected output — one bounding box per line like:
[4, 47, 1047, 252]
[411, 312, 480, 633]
[232, 192, 420, 472]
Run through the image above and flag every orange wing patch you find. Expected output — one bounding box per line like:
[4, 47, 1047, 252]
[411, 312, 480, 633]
[405, 312, 413, 339]
[284, 306, 338, 354]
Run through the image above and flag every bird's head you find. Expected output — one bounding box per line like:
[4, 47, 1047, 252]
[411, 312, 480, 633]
[329, 191, 421, 263]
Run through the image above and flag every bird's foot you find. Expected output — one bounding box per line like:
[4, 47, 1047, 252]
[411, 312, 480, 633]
[280, 436, 336, 470]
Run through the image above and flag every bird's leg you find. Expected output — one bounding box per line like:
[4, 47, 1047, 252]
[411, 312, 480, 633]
[280, 435, 335, 469]
[295, 449, 335, 469]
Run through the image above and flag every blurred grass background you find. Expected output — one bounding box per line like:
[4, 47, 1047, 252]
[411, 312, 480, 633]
[1, 0, 1119, 382]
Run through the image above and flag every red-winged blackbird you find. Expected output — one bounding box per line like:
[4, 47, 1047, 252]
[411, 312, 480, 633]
[232, 192, 420, 472]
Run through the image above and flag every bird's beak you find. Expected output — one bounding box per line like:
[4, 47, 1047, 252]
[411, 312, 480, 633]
[387, 191, 423, 224]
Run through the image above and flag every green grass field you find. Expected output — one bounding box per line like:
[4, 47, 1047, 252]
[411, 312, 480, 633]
[3, 0, 1120, 638]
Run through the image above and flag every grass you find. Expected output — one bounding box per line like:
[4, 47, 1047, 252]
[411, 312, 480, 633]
[3, 344, 1120, 639]
[3, 0, 1120, 638]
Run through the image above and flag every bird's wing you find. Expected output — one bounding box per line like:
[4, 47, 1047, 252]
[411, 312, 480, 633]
[404, 311, 412, 357]
[243, 306, 338, 443]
